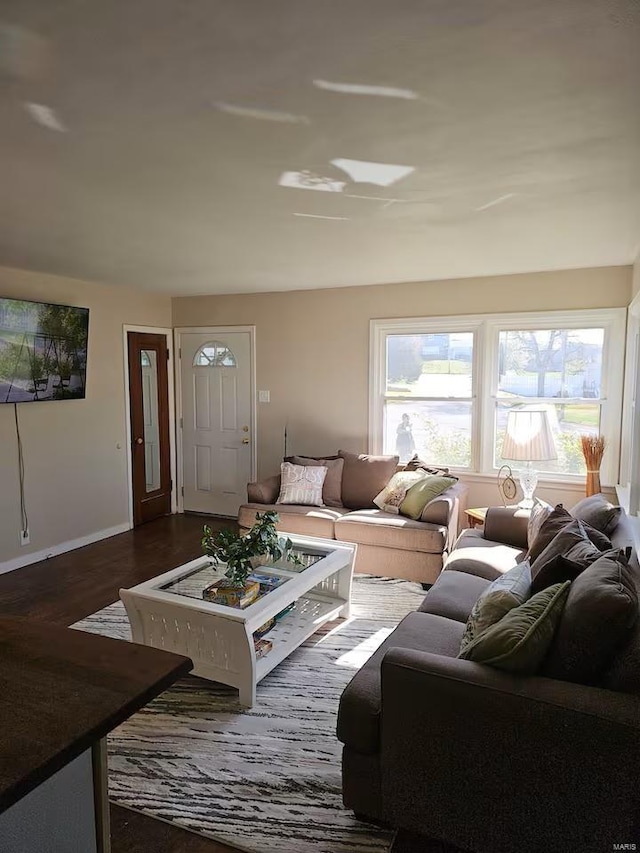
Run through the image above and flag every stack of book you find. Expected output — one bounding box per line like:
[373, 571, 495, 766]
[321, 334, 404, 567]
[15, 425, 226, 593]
[254, 638, 273, 659]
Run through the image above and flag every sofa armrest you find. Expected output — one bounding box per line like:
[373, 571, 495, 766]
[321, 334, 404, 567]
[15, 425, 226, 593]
[483, 505, 529, 549]
[247, 474, 281, 504]
[380, 648, 640, 852]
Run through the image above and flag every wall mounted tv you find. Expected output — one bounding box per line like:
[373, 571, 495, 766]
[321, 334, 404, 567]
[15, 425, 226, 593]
[0, 297, 89, 403]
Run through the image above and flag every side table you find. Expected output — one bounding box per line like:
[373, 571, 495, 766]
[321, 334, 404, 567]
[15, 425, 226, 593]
[465, 507, 488, 529]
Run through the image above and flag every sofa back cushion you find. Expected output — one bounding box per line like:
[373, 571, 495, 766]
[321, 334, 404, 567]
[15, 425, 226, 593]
[529, 519, 608, 594]
[542, 551, 638, 684]
[338, 450, 399, 509]
[527, 504, 573, 562]
[287, 456, 344, 507]
[569, 493, 622, 535]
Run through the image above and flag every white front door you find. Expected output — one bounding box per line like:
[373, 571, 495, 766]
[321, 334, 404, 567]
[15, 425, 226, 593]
[179, 330, 254, 516]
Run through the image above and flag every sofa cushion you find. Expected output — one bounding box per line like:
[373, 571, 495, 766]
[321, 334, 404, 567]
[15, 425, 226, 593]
[335, 510, 446, 553]
[570, 493, 623, 536]
[460, 561, 533, 652]
[527, 504, 573, 562]
[527, 499, 554, 548]
[459, 581, 571, 675]
[542, 551, 638, 684]
[277, 462, 327, 506]
[287, 456, 345, 508]
[373, 470, 426, 514]
[400, 476, 457, 520]
[338, 451, 399, 510]
[337, 612, 464, 754]
[247, 475, 281, 504]
[529, 519, 605, 593]
[238, 502, 348, 539]
[418, 571, 491, 623]
[444, 529, 525, 580]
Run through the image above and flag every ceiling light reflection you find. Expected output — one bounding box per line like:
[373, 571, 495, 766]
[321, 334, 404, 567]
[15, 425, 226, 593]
[279, 171, 345, 192]
[331, 159, 414, 187]
[24, 103, 67, 132]
[313, 79, 418, 100]
[213, 102, 310, 125]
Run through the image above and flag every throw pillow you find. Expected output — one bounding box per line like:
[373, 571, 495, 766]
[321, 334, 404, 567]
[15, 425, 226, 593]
[338, 451, 399, 509]
[402, 455, 457, 479]
[527, 499, 554, 549]
[288, 456, 344, 508]
[373, 470, 426, 514]
[400, 475, 457, 520]
[460, 561, 532, 652]
[542, 550, 638, 684]
[529, 554, 585, 594]
[529, 519, 604, 594]
[459, 581, 571, 675]
[527, 504, 573, 562]
[569, 493, 622, 536]
[276, 462, 327, 506]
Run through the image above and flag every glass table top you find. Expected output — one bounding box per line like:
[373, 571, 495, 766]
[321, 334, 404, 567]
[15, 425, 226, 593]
[160, 546, 326, 604]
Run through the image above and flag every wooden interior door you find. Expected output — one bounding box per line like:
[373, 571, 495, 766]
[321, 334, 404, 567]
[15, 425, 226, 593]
[128, 332, 171, 526]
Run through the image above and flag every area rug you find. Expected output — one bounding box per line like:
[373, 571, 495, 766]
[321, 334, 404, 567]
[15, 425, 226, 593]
[74, 575, 425, 853]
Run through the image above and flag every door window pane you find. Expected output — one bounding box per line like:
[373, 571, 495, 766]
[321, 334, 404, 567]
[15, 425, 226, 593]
[384, 400, 472, 467]
[386, 333, 473, 397]
[194, 342, 237, 367]
[498, 329, 604, 399]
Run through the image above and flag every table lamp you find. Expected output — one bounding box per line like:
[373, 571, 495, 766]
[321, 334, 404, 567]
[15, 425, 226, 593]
[501, 409, 557, 508]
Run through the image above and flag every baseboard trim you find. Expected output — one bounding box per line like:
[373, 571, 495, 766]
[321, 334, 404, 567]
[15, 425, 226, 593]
[0, 522, 132, 576]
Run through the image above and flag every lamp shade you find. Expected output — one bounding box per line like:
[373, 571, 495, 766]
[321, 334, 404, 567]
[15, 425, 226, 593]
[501, 409, 557, 462]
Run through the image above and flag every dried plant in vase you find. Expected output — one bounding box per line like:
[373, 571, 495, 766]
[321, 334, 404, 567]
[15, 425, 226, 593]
[580, 434, 606, 497]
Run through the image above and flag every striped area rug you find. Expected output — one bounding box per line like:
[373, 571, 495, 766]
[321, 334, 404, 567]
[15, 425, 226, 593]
[74, 575, 425, 853]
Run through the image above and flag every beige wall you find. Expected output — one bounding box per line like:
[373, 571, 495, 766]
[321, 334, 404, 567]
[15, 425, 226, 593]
[173, 266, 632, 509]
[0, 267, 171, 567]
[633, 251, 640, 297]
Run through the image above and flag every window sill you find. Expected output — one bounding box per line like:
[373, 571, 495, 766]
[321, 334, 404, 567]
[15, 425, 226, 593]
[454, 471, 603, 495]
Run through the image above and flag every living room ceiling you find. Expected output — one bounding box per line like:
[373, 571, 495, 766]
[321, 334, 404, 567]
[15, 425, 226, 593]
[0, 0, 639, 296]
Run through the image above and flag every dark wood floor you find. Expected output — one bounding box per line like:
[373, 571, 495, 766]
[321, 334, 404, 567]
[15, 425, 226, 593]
[0, 513, 232, 627]
[0, 513, 446, 853]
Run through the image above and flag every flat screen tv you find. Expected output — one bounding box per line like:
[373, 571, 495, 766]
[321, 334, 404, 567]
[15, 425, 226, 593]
[0, 297, 89, 403]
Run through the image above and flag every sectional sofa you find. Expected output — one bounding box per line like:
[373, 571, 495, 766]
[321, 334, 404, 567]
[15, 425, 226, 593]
[337, 497, 640, 853]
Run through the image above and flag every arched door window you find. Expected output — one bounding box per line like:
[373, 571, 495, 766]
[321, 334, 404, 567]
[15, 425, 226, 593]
[193, 342, 237, 367]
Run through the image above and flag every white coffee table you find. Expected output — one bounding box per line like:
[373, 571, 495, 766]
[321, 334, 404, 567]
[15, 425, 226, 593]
[119, 535, 356, 707]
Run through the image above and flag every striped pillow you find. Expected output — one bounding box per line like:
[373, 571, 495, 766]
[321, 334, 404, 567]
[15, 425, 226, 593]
[277, 462, 327, 506]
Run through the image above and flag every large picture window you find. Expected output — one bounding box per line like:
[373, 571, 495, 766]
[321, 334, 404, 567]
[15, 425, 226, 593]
[371, 309, 626, 484]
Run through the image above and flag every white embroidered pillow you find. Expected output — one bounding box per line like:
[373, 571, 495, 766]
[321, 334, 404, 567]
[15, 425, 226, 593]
[277, 462, 327, 506]
[373, 470, 426, 514]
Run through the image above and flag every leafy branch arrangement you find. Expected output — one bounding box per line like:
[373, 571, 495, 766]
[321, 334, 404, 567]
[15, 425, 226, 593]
[202, 511, 302, 587]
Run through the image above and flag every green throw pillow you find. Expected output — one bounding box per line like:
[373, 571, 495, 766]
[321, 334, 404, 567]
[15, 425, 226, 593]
[459, 561, 532, 652]
[459, 581, 570, 675]
[399, 475, 457, 520]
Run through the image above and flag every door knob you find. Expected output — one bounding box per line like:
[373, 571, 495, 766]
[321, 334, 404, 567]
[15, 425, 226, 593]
[135, 437, 144, 445]
[242, 425, 249, 432]
[242, 438, 250, 444]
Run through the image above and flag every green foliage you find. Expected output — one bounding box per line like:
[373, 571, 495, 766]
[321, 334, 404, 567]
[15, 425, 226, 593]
[202, 511, 302, 587]
[420, 417, 471, 467]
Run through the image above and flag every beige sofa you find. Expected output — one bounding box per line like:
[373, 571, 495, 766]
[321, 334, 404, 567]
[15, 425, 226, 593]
[237, 453, 468, 585]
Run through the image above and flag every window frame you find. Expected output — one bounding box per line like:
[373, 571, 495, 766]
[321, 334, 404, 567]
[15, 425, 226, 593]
[370, 308, 627, 485]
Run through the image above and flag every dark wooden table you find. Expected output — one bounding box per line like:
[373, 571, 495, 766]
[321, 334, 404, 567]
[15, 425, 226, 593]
[0, 616, 191, 835]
